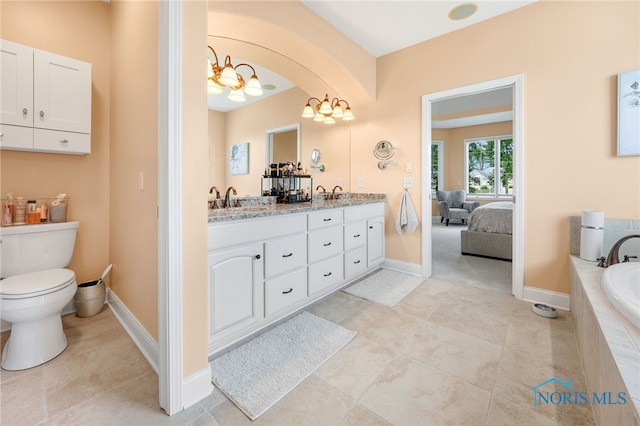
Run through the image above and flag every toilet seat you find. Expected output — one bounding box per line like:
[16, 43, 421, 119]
[0, 269, 76, 300]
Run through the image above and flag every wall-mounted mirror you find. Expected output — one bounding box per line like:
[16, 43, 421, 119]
[265, 123, 300, 166]
[309, 148, 325, 172]
[206, 35, 351, 196]
[374, 140, 396, 169]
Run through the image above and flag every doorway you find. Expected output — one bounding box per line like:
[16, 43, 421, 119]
[421, 75, 524, 299]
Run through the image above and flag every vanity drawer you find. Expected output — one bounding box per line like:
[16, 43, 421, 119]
[265, 233, 307, 279]
[308, 208, 343, 230]
[344, 221, 366, 251]
[345, 246, 367, 278]
[265, 267, 307, 317]
[308, 225, 343, 263]
[308, 254, 343, 296]
[344, 203, 385, 223]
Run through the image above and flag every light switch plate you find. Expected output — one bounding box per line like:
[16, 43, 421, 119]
[357, 177, 364, 188]
[405, 162, 412, 173]
[403, 177, 414, 188]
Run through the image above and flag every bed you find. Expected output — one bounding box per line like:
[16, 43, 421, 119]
[460, 201, 513, 261]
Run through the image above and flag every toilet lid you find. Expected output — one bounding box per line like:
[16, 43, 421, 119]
[0, 269, 76, 298]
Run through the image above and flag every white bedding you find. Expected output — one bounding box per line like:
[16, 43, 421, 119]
[467, 202, 513, 235]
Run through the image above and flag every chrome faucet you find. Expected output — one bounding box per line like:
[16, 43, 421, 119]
[209, 186, 221, 199]
[224, 186, 237, 208]
[316, 185, 326, 193]
[331, 185, 343, 200]
[604, 234, 640, 267]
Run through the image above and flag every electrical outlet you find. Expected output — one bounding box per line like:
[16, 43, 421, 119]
[138, 172, 144, 191]
[357, 177, 364, 188]
[403, 177, 414, 188]
[337, 178, 343, 187]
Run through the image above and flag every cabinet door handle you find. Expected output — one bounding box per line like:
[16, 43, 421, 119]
[23, 108, 28, 115]
[282, 288, 293, 294]
[353, 234, 360, 238]
[40, 110, 44, 118]
[323, 272, 332, 277]
[255, 254, 261, 259]
[323, 218, 332, 222]
[60, 139, 68, 144]
[282, 253, 293, 258]
[323, 242, 332, 246]
[369, 226, 373, 229]
[354, 260, 361, 264]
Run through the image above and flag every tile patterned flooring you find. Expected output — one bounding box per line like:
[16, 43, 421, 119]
[1, 278, 597, 425]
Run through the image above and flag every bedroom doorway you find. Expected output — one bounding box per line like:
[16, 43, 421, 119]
[420, 75, 524, 299]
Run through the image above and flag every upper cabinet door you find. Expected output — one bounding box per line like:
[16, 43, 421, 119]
[0, 40, 33, 127]
[33, 49, 91, 134]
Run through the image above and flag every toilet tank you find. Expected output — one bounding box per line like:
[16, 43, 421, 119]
[0, 221, 79, 278]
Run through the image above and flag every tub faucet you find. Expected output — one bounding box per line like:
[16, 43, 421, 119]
[209, 186, 221, 199]
[316, 185, 326, 192]
[605, 234, 640, 267]
[331, 185, 343, 200]
[224, 186, 237, 208]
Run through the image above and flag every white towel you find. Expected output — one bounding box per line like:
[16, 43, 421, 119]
[395, 190, 419, 234]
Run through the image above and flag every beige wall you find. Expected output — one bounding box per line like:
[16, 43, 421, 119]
[181, 0, 210, 377]
[0, 1, 111, 285]
[352, 1, 640, 293]
[109, 0, 159, 340]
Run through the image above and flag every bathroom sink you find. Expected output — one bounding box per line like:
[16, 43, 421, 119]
[601, 263, 640, 329]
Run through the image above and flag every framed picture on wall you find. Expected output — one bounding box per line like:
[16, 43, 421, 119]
[617, 69, 640, 156]
[230, 143, 249, 175]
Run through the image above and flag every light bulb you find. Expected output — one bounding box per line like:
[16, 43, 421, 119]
[219, 65, 239, 87]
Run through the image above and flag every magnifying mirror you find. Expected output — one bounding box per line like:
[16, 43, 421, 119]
[373, 140, 395, 160]
[311, 148, 321, 164]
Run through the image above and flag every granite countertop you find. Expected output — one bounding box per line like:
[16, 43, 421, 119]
[208, 193, 386, 223]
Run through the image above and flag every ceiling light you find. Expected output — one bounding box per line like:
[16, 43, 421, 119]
[301, 94, 355, 124]
[448, 2, 478, 20]
[207, 45, 263, 101]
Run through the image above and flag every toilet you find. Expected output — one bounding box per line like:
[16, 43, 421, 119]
[0, 221, 79, 370]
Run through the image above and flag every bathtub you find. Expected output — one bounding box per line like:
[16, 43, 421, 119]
[601, 262, 640, 329]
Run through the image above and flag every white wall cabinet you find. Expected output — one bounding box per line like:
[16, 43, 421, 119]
[207, 201, 385, 355]
[0, 39, 91, 155]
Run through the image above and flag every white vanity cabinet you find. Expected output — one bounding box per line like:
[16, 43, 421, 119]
[0, 39, 91, 155]
[207, 201, 385, 355]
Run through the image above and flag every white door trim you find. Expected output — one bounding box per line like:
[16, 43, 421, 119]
[158, 0, 184, 415]
[421, 74, 525, 298]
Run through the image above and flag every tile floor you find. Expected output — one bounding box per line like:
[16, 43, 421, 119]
[1, 277, 597, 425]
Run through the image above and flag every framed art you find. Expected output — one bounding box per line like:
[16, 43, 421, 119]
[230, 143, 249, 175]
[617, 69, 640, 156]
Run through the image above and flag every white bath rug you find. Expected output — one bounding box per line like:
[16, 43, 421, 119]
[343, 268, 425, 307]
[210, 311, 356, 421]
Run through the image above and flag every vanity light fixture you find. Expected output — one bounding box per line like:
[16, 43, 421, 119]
[207, 45, 263, 102]
[301, 94, 355, 124]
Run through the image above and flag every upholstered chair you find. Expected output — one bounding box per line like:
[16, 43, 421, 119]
[436, 190, 480, 226]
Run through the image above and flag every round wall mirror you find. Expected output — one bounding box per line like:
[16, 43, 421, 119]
[311, 148, 321, 164]
[373, 140, 395, 160]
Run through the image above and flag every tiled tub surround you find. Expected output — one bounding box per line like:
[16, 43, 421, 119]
[570, 256, 640, 425]
[208, 193, 386, 223]
[569, 216, 640, 259]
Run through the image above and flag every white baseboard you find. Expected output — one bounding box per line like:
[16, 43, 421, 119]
[522, 286, 570, 311]
[382, 258, 423, 276]
[182, 365, 213, 410]
[107, 288, 160, 373]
